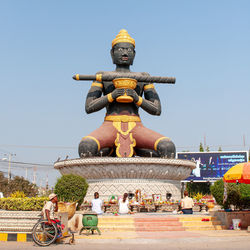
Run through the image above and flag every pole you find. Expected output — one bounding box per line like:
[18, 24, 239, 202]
[7, 154, 11, 183]
[25, 168, 28, 180]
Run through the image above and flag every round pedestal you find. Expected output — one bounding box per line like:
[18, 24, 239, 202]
[54, 157, 195, 202]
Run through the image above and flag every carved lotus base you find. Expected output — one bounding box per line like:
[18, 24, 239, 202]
[54, 157, 195, 201]
[54, 157, 195, 180]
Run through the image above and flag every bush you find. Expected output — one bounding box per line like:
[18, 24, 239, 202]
[0, 197, 48, 211]
[210, 179, 224, 207]
[10, 191, 26, 198]
[54, 174, 88, 209]
[210, 179, 250, 210]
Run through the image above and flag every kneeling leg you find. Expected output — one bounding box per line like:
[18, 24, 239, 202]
[156, 138, 176, 158]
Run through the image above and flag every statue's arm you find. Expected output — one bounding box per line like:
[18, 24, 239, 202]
[126, 72, 161, 116]
[85, 82, 108, 114]
[85, 81, 125, 114]
[141, 86, 161, 116]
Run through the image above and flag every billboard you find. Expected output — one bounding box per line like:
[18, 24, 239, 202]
[177, 151, 248, 182]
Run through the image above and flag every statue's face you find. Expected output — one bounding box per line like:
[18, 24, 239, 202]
[111, 42, 135, 66]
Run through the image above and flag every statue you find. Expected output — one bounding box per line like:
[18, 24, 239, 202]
[75, 29, 176, 158]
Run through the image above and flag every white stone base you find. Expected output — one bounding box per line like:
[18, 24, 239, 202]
[85, 179, 181, 202]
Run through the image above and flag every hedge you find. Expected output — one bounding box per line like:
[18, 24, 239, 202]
[0, 197, 48, 211]
[210, 179, 250, 210]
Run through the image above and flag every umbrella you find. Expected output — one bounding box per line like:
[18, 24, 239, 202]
[223, 162, 250, 184]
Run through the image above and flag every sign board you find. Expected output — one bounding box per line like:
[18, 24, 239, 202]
[177, 151, 248, 182]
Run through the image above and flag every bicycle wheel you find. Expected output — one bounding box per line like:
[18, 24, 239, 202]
[32, 220, 58, 246]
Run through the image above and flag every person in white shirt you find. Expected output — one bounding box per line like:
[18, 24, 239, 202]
[91, 192, 103, 214]
[119, 193, 129, 214]
[181, 190, 194, 214]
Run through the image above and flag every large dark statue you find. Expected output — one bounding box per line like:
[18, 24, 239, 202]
[75, 29, 176, 158]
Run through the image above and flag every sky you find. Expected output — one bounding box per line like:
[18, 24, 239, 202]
[0, 1, 250, 187]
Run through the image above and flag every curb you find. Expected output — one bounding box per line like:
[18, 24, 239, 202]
[0, 233, 32, 242]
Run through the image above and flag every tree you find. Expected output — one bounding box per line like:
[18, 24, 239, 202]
[199, 143, 204, 152]
[55, 174, 88, 209]
[218, 147, 222, 151]
[0, 173, 38, 197]
[206, 146, 210, 152]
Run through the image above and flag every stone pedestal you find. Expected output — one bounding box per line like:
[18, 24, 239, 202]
[85, 179, 181, 201]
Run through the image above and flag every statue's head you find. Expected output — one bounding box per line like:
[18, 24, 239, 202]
[111, 29, 136, 66]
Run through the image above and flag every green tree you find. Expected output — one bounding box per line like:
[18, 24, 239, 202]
[218, 147, 222, 151]
[0, 173, 38, 197]
[199, 143, 204, 152]
[55, 174, 88, 209]
[206, 146, 210, 152]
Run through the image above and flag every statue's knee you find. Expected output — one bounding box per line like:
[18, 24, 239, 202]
[156, 139, 176, 158]
[78, 138, 99, 157]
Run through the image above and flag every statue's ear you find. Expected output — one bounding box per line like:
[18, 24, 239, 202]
[131, 49, 136, 65]
[110, 48, 115, 64]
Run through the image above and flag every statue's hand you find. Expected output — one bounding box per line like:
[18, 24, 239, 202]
[111, 88, 126, 99]
[126, 89, 139, 103]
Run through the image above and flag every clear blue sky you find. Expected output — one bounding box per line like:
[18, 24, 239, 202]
[0, 1, 250, 186]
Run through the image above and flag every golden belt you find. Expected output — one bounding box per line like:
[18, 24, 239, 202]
[105, 115, 141, 122]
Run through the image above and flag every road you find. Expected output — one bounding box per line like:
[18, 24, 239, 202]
[1, 235, 250, 250]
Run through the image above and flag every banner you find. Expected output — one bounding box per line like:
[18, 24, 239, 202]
[177, 151, 248, 182]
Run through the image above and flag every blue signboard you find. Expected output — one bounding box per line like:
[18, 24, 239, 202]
[177, 151, 248, 182]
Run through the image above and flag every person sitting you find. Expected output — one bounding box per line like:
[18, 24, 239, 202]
[42, 193, 63, 238]
[91, 192, 103, 214]
[181, 190, 194, 214]
[118, 193, 129, 214]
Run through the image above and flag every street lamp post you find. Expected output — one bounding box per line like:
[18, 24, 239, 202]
[3, 153, 16, 182]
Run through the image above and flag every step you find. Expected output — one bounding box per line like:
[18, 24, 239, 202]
[182, 221, 222, 226]
[98, 218, 134, 222]
[135, 226, 185, 231]
[135, 221, 182, 227]
[178, 216, 217, 222]
[0, 226, 33, 232]
[98, 223, 135, 227]
[134, 217, 179, 222]
[184, 225, 226, 231]
[99, 226, 135, 231]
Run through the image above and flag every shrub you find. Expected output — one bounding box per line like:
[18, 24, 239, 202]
[54, 174, 88, 209]
[10, 191, 26, 198]
[0, 197, 48, 211]
[239, 184, 250, 209]
[210, 179, 224, 207]
[210, 179, 250, 210]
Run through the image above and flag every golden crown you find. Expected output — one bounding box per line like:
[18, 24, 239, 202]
[112, 29, 135, 48]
